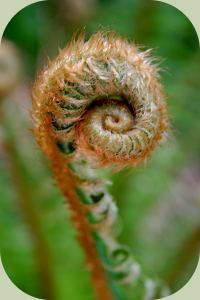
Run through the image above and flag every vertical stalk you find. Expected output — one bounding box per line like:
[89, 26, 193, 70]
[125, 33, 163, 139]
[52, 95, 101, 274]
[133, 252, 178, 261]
[41, 124, 115, 300]
[0, 103, 56, 300]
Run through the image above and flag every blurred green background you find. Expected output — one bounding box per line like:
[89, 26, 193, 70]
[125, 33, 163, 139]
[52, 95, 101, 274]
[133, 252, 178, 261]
[0, 0, 199, 300]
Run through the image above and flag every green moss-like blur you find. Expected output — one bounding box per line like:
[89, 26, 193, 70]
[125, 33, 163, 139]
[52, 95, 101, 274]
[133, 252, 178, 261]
[0, 1, 199, 300]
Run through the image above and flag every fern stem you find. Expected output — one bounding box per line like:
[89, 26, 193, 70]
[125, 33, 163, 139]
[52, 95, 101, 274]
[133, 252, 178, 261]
[0, 104, 56, 300]
[38, 117, 115, 300]
[32, 30, 169, 300]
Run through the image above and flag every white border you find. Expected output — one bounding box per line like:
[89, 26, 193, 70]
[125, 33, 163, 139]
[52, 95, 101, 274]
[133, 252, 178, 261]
[0, 1, 199, 299]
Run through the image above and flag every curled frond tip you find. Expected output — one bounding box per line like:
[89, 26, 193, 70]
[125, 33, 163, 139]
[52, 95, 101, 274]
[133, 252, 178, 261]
[32, 30, 169, 170]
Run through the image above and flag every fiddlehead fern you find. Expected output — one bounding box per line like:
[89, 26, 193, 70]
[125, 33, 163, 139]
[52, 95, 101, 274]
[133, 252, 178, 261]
[32, 30, 169, 300]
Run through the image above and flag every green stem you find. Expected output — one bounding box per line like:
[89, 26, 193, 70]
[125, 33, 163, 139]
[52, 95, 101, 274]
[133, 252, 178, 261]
[0, 103, 56, 300]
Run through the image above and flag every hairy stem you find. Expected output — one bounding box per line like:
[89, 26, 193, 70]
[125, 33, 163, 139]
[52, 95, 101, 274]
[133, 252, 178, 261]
[41, 120, 114, 300]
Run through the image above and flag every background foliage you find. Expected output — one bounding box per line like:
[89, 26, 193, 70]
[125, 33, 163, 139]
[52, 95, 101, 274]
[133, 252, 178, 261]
[0, 0, 199, 299]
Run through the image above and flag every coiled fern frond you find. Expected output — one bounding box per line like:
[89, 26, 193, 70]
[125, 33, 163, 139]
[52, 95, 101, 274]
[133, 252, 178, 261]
[32, 30, 169, 300]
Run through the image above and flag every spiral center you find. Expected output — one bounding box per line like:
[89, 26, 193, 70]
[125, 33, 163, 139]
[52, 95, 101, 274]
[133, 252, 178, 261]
[79, 100, 135, 138]
[102, 103, 134, 134]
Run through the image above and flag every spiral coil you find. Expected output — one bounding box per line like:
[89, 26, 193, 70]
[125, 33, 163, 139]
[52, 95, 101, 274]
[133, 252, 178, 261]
[32, 30, 169, 299]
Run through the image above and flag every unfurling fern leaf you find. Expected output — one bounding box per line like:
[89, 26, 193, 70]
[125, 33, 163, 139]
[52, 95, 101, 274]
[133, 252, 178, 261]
[32, 30, 169, 300]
